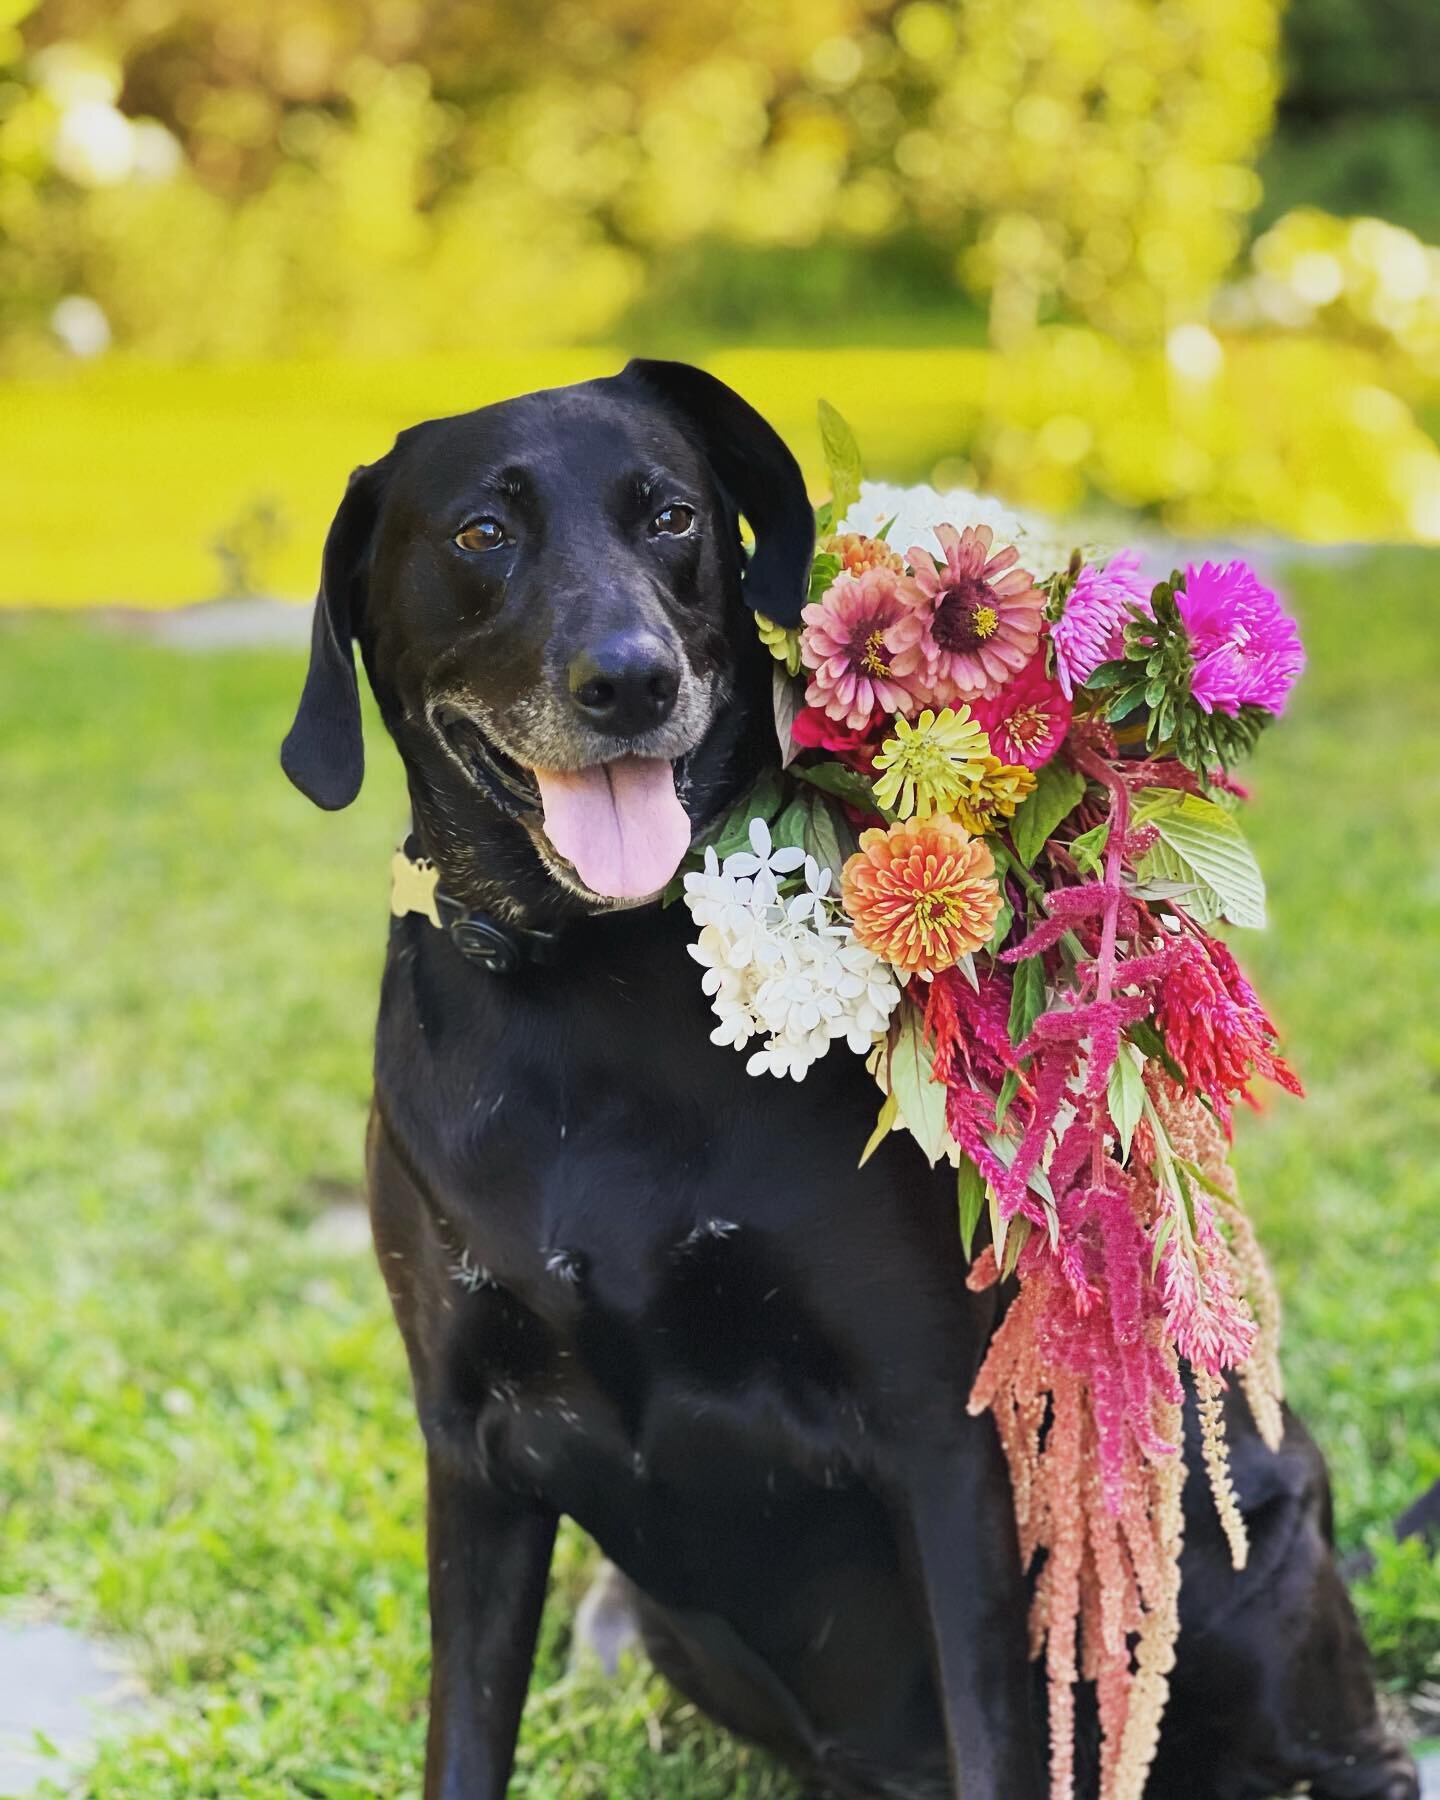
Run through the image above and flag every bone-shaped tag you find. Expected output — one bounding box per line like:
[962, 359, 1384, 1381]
[390, 849, 442, 928]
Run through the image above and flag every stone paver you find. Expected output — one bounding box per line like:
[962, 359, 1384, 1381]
[118, 595, 311, 650]
[0, 1621, 142, 1798]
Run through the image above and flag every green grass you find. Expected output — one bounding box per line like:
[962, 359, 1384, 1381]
[6, 337, 1440, 610]
[1, 554, 1437, 1794]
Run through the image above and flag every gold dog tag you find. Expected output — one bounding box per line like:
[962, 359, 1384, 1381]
[390, 848, 442, 928]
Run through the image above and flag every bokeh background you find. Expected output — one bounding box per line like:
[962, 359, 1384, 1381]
[1, 2, 1437, 1796]
[5, 0, 1440, 599]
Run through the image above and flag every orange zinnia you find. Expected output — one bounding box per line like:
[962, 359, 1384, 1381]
[841, 815, 1002, 977]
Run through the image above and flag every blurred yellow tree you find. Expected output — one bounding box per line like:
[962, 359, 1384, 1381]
[1, 0, 1282, 362]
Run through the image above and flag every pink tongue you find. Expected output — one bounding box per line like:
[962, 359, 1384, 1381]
[534, 757, 692, 900]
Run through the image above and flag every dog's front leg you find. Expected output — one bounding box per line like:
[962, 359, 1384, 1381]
[424, 1451, 558, 1800]
[889, 1418, 1045, 1800]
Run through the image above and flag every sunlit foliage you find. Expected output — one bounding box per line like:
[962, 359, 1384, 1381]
[5, 0, 1281, 359]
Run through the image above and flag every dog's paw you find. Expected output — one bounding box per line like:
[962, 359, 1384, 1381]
[1312, 1743, 1422, 1800]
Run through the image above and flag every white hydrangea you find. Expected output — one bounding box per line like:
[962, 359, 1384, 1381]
[837, 480, 1102, 585]
[683, 819, 900, 1082]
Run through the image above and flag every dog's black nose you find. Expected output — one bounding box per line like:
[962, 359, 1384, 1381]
[568, 633, 680, 736]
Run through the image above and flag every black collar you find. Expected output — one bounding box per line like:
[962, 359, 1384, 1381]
[393, 837, 562, 974]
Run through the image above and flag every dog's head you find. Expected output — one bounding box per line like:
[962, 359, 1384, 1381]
[281, 360, 813, 912]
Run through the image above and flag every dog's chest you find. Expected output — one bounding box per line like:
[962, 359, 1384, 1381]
[447, 1200, 878, 1584]
[383, 921, 983, 1560]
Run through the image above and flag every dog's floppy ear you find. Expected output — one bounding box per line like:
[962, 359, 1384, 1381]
[281, 460, 387, 809]
[619, 359, 814, 627]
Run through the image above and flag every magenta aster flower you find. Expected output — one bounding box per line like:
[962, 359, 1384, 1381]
[1050, 549, 1151, 699]
[970, 650, 1073, 770]
[1178, 561, 1304, 716]
[886, 523, 1045, 704]
[799, 566, 923, 729]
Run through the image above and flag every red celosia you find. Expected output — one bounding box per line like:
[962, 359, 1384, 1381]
[925, 965, 1021, 1090]
[1155, 929, 1302, 1128]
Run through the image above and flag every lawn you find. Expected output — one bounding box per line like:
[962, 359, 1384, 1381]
[0, 552, 1437, 1796]
[3, 336, 1437, 610]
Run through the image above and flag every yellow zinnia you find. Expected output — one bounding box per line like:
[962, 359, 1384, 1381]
[871, 707, 992, 820]
[951, 756, 1037, 834]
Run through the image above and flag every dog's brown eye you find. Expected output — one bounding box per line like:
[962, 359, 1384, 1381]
[455, 518, 509, 553]
[650, 504, 695, 538]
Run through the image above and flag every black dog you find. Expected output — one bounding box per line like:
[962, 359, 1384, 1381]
[282, 361, 1417, 1799]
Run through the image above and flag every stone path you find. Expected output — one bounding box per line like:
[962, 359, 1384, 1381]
[0, 1619, 143, 1797]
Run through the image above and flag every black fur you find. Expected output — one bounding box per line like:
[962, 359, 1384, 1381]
[282, 364, 1417, 1800]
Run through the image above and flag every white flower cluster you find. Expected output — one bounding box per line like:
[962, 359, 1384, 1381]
[683, 820, 899, 1081]
[837, 480, 1103, 583]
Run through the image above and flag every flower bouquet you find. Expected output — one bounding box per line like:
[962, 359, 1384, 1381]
[678, 406, 1307, 1800]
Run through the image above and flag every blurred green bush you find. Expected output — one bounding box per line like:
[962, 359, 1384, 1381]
[5, 0, 1440, 597]
[3, 0, 1282, 359]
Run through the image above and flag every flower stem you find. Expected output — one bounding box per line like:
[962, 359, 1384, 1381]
[1069, 746, 1131, 1009]
[1069, 745, 1132, 1183]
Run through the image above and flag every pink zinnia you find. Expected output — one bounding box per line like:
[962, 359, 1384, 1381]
[1050, 549, 1151, 698]
[799, 566, 922, 729]
[1178, 561, 1304, 716]
[970, 650, 1073, 770]
[885, 522, 1045, 704]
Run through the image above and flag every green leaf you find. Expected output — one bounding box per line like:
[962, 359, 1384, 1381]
[1107, 1045, 1145, 1164]
[1127, 1017, 1189, 1088]
[1137, 788, 1267, 928]
[986, 898, 1014, 952]
[983, 1129, 1057, 1208]
[1008, 952, 1047, 1051]
[1009, 759, 1086, 867]
[1079, 658, 1134, 691]
[1175, 1153, 1233, 1204]
[769, 795, 810, 853]
[1150, 1211, 1176, 1276]
[796, 760, 889, 816]
[698, 768, 783, 860]
[806, 549, 843, 604]
[1001, 1214, 1032, 1279]
[994, 1069, 1020, 1127]
[1068, 820, 1109, 876]
[990, 836, 1045, 899]
[1132, 834, 1221, 920]
[989, 1186, 1009, 1274]
[888, 1005, 952, 1168]
[772, 665, 802, 767]
[957, 1156, 986, 1259]
[1131, 786, 1185, 826]
[817, 398, 864, 520]
[814, 500, 834, 536]
[800, 789, 856, 886]
[858, 1089, 899, 1168]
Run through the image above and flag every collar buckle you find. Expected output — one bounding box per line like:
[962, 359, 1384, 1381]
[447, 913, 523, 974]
